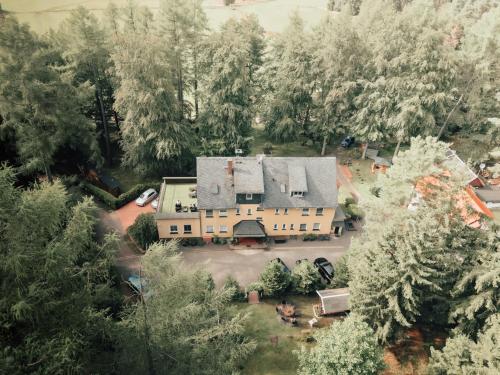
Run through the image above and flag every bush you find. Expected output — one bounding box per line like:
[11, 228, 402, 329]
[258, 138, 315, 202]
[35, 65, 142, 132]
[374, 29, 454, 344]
[263, 142, 273, 155]
[331, 255, 350, 288]
[318, 234, 330, 241]
[81, 182, 119, 209]
[292, 260, 323, 294]
[182, 237, 204, 247]
[345, 203, 364, 220]
[259, 260, 291, 297]
[128, 213, 159, 250]
[303, 233, 318, 241]
[246, 281, 264, 294]
[81, 182, 161, 210]
[223, 276, 245, 301]
[344, 197, 356, 206]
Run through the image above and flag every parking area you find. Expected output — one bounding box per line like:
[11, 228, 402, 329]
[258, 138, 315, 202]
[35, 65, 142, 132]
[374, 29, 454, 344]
[107, 201, 155, 233]
[180, 230, 355, 287]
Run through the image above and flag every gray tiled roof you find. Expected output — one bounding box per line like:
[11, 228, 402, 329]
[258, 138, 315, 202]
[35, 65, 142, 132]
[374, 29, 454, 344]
[234, 158, 265, 194]
[288, 164, 308, 192]
[196, 156, 337, 209]
[233, 220, 266, 237]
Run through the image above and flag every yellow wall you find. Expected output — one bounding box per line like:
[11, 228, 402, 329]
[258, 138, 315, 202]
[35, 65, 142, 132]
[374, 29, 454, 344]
[156, 205, 335, 239]
[156, 217, 201, 238]
[200, 205, 335, 238]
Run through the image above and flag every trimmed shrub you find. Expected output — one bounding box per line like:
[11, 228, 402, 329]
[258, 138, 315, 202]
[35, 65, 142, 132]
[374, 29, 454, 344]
[81, 182, 119, 209]
[259, 260, 291, 297]
[292, 260, 323, 294]
[223, 276, 245, 301]
[182, 237, 204, 247]
[128, 213, 159, 250]
[246, 281, 264, 294]
[81, 182, 161, 210]
[303, 233, 318, 241]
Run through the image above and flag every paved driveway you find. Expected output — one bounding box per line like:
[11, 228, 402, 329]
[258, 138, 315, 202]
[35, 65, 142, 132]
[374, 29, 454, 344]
[181, 230, 355, 287]
[108, 201, 155, 233]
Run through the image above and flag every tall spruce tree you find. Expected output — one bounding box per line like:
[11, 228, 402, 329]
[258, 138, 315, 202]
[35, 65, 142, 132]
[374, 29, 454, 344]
[0, 15, 101, 181]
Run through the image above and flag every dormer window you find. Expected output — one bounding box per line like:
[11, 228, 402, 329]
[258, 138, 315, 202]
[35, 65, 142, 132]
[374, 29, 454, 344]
[291, 191, 304, 197]
[246, 193, 253, 200]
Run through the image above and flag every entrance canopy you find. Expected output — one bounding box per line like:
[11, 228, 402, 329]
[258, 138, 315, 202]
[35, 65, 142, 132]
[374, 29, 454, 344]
[233, 220, 266, 238]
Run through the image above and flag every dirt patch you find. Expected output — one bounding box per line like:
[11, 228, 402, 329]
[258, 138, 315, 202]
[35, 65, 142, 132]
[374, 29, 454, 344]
[340, 165, 353, 181]
[383, 328, 433, 375]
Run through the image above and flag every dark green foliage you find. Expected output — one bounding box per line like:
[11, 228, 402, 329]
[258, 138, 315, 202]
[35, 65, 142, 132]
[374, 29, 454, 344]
[128, 213, 159, 250]
[81, 182, 161, 210]
[302, 233, 318, 241]
[223, 275, 245, 301]
[118, 242, 256, 374]
[344, 203, 364, 220]
[331, 255, 350, 288]
[297, 314, 386, 375]
[181, 237, 205, 246]
[259, 260, 292, 296]
[0, 166, 120, 373]
[291, 260, 323, 294]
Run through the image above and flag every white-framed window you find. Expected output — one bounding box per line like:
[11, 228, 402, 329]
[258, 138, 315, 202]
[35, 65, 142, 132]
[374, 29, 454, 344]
[302, 208, 309, 216]
[274, 208, 280, 215]
[316, 208, 323, 216]
[273, 224, 278, 231]
[206, 225, 214, 233]
[236, 208, 240, 215]
[282, 223, 286, 230]
[205, 209, 213, 218]
[247, 208, 252, 215]
[219, 209, 227, 217]
[220, 225, 228, 233]
[256, 217, 263, 221]
[183, 224, 192, 234]
[299, 223, 307, 231]
[313, 223, 321, 231]
[284, 208, 289, 215]
[170, 225, 178, 234]
[246, 193, 253, 200]
[290, 223, 294, 230]
[257, 206, 264, 211]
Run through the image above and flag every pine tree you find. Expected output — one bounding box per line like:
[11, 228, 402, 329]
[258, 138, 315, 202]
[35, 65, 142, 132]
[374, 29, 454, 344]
[262, 12, 315, 143]
[0, 15, 101, 181]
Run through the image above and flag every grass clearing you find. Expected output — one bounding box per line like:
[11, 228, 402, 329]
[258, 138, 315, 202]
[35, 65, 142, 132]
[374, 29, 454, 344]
[234, 295, 338, 375]
[103, 165, 158, 192]
[349, 159, 378, 200]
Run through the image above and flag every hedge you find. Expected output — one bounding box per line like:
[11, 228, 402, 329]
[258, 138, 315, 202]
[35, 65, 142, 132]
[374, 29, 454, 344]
[81, 181, 161, 210]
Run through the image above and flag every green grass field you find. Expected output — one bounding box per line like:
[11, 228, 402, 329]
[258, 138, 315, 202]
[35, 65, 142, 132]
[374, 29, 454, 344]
[3, 0, 329, 34]
[235, 295, 337, 375]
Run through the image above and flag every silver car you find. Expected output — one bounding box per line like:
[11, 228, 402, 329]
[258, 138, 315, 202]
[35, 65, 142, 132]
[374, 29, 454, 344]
[135, 188, 158, 207]
[151, 198, 159, 210]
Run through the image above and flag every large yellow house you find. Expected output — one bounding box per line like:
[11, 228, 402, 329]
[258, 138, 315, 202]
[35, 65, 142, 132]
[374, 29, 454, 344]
[155, 156, 339, 242]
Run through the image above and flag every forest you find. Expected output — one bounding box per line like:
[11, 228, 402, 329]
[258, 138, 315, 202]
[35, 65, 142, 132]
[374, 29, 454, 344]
[0, 0, 499, 374]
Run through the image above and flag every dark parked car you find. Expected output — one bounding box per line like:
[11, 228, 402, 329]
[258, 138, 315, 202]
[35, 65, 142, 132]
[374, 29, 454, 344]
[341, 136, 355, 148]
[314, 257, 334, 282]
[271, 258, 290, 273]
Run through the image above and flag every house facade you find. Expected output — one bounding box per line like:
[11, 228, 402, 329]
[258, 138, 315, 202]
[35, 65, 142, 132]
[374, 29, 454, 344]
[155, 156, 338, 241]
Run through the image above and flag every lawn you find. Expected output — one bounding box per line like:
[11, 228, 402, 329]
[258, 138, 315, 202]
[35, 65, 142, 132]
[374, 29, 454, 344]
[234, 295, 338, 375]
[349, 159, 379, 201]
[103, 165, 158, 192]
[3, 0, 329, 34]
[249, 125, 340, 157]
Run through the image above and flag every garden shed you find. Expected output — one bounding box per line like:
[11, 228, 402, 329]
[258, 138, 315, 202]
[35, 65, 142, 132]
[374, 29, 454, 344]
[314, 288, 350, 317]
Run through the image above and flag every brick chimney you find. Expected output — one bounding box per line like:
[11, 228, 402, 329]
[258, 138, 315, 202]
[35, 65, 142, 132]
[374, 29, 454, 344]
[226, 159, 234, 176]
